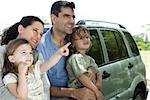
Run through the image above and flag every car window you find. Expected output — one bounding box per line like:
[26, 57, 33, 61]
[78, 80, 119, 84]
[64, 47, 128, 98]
[101, 29, 128, 62]
[123, 31, 139, 56]
[86, 29, 104, 66]
[44, 28, 49, 33]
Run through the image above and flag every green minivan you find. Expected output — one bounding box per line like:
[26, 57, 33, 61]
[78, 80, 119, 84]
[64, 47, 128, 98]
[76, 20, 148, 100]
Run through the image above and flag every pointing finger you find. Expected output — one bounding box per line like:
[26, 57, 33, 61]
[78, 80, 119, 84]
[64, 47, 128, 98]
[64, 42, 71, 48]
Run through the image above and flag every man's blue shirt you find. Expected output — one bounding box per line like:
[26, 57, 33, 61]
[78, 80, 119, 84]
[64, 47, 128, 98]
[36, 28, 68, 87]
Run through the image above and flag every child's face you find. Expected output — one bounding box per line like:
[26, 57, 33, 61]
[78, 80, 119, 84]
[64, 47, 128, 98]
[73, 30, 91, 52]
[9, 44, 34, 67]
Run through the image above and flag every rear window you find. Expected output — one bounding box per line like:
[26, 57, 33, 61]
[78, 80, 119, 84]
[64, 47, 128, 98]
[123, 31, 139, 56]
[101, 29, 128, 62]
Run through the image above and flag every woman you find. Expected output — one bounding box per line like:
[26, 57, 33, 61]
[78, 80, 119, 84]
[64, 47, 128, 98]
[0, 16, 50, 100]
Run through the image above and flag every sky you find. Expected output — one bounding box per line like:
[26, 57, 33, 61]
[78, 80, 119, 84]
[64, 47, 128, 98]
[0, 0, 150, 38]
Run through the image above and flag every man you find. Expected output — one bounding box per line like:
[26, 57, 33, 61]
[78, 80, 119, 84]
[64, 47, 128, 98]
[37, 1, 96, 100]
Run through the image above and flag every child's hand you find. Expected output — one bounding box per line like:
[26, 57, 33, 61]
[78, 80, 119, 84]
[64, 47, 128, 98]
[18, 62, 29, 75]
[95, 90, 104, 100]
[59, 42, 71, 56]
[96, 82, 101, 90]
[87, 68, 96, 81]
[96, 72, 102, 90]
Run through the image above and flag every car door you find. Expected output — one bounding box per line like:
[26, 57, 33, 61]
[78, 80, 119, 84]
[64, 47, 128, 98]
[87, 28, 132, 99]
[100, 28, 132, 99]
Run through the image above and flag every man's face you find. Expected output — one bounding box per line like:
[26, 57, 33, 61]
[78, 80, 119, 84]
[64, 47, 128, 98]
[52, 7, 75, 35]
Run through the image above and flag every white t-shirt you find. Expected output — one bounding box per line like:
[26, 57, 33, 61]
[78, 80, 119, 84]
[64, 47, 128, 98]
[3, 61, 44, 100]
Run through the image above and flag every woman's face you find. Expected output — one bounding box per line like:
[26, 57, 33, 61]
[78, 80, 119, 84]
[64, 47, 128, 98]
[18, 21, 44, 48]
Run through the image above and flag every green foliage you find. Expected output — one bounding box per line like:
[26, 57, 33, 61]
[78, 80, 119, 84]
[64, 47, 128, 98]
[133, 34, 150, 50]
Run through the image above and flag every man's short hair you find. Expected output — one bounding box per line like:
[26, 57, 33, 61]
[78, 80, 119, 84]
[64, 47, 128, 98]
[51, 0, 75, 16]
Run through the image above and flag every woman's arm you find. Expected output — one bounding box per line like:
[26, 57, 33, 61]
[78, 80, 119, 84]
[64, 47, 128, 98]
[40, 43, 70, 73]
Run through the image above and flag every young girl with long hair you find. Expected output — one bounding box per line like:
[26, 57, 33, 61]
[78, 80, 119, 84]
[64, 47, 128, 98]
[66, 26, 104, 100]
[2, 38, 70, 100]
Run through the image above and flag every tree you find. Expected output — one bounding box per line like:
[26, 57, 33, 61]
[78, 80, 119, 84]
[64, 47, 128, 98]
[133, 33, 150, 50]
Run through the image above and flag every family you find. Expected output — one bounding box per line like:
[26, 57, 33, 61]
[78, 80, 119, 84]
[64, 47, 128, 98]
[0, 1, 104, 100]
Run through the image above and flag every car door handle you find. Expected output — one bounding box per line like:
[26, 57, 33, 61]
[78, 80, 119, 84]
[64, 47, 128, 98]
[128, 63, 133, 69]
[102, 71, 111, 79]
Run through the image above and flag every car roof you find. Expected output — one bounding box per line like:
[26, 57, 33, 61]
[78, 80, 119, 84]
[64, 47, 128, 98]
[76, 20, 126, 29]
